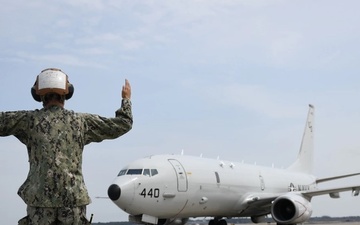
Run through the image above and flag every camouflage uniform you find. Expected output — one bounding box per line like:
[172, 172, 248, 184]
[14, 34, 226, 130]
[18, 206, 89, 225]
[0, 99, 133, 224]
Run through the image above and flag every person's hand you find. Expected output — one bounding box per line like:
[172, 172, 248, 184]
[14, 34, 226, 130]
[122, 79, 131, 99]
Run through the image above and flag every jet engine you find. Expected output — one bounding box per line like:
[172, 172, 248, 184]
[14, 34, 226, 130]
[271, 193, 312, 224]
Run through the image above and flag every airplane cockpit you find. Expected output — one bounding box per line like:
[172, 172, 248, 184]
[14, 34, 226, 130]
[108, 166, 163, 209]
[117, 168, 159, 177]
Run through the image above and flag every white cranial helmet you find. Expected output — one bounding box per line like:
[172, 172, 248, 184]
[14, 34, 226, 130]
[36, 68, 69, 96]
[31, 68, 74, 102]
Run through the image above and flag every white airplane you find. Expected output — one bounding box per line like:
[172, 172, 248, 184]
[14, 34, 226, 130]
[107, 105, 360, 225]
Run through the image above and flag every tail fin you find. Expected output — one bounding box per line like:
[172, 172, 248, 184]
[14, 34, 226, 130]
[287, 104, 315, 174]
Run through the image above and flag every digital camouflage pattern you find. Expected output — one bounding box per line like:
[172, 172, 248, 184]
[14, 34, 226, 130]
[18, 205, 90, 225]
[0, 99, 132, 208]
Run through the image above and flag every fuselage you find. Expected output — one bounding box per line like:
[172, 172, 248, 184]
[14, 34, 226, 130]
[108, 154, 317, 219]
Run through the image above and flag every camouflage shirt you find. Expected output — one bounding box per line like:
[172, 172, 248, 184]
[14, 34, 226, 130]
[0, 99, 132, 207]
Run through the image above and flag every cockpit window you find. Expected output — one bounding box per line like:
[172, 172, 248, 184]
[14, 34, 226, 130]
[118, 169, 128, 176]
[143, 169, 151, 176]
[127, 169, 143, 175]
[151, 169, 158, 176]
[118, 168, 159, 176]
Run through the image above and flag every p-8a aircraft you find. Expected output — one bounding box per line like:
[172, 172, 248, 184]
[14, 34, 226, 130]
[107, 105, 360, 225]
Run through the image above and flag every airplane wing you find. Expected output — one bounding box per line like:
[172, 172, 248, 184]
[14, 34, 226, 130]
[302, 185, 360, 198]
[316, 173, 360, 183]
[237, 193, 279, 216]
[238, 185, 360, 216]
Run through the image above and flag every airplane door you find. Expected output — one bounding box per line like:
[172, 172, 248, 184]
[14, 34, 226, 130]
[168, 159, 188, 192]
[259, 174, 265, 191]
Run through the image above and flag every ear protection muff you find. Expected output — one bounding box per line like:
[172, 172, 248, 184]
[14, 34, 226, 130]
[65, 83, 74, 100]
[31, 68, 74, 102]
[31, 82, 42, 102]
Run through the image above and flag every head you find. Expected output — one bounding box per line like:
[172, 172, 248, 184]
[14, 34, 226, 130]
[31, 68, 74, 108]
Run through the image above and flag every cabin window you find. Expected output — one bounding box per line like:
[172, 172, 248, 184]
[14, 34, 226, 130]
[127, 169, 143, 175]
[215, 172, 220, 184]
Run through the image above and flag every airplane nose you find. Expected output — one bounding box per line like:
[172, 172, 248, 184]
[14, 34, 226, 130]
[108, 184, 121, 201]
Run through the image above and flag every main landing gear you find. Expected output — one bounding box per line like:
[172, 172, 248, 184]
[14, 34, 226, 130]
[208, 218, 227, 225]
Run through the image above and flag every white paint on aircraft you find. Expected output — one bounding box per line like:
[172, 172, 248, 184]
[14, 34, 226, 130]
[107, 105, 360, 225]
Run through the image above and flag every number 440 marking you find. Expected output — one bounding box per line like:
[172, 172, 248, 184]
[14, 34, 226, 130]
[140, 188, 160, 198]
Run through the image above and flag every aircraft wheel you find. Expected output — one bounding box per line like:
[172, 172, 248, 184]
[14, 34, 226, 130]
[219, 219, 227, 225]
[208, 219, 215, 225]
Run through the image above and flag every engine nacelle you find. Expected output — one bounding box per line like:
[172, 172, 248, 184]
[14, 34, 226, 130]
[271, 193, 312, 224]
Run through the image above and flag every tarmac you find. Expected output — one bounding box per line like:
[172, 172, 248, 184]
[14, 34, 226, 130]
[228, 223, 360, 225]
[238, 223, 359, 225]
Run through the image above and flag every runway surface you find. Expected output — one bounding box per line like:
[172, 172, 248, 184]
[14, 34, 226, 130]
[227, 222, 360, 225]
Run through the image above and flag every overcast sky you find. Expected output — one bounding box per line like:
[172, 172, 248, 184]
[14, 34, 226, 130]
[1, 0, 360, 224]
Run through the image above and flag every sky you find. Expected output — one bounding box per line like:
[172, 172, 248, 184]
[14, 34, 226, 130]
[1, 0, 360, 223]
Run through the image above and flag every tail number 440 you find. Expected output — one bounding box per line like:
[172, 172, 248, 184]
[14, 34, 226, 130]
[140, 188, 160, 198]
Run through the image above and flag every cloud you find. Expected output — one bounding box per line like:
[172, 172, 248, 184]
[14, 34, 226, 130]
[269, 32, 304, 66]
[188, 81, 305, 118]
[75, 33, 145, 51]
[2, 1, 360, 223]
[16, 52, 106, 68]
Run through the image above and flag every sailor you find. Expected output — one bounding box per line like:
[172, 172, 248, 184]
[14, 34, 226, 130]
[0, 68, 133, 224]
